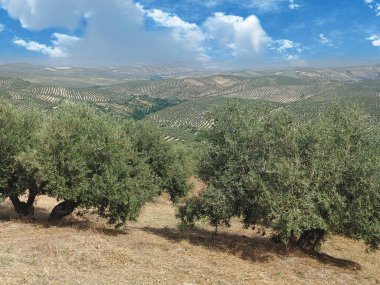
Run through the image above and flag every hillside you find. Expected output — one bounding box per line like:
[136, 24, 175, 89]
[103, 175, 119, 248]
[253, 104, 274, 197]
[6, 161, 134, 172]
[0, 65, 380, 284]
[1, 63, 380, 87]
[1, 64, 379, 141]
[0, 185, 379, 285]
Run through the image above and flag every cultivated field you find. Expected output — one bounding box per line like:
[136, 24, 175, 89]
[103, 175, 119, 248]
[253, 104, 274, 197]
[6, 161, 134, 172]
[0, 179, 379, 285]
[1, 66, 380, 141]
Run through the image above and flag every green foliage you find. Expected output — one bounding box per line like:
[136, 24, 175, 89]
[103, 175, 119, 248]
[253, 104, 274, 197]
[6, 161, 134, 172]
[29, 105, 161, 224]
[0, 102, 191, 225]
[179, 102, 380, 251]
[124, 120, 192, 202]
[128, 96, 179, 120]
[0, 100, 41, 198]
[178, 187, 234, 229]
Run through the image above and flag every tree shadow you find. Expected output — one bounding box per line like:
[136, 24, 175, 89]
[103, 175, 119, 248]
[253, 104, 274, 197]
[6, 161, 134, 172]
[0, 202, 50, 221]
[302, 250, 362, 270]
[142, 226, 361, 270]
[143, 226, 286, 263]
[35, 212, 128, 236]
[0, 200, 128, 236]
[39, 217, 129, 236]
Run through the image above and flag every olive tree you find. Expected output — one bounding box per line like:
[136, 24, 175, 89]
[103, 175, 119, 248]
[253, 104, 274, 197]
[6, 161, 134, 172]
[124, 121, 192, 202]
[9, 104, 190, 226]
[22, 105, 162, 225]
[0, 101, 41, 217]
[178, 103, 380, 251]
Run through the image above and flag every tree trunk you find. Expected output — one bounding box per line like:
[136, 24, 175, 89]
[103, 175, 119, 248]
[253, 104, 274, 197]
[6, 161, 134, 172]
[297, 229, 326, 251]
[49, 200, 79, 221]
[9, 195, 34, 218]
[27, 188, 38, 207]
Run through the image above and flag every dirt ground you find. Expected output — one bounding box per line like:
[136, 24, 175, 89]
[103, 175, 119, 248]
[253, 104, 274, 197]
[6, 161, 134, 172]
[0, 180, 379, 285]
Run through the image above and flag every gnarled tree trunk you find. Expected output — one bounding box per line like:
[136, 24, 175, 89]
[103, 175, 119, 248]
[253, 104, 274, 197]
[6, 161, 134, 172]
[9, 194, 34, 218]
[49, 200, 79, 221]
[27, 188, 38, 207]
[297, 229, 326, 251]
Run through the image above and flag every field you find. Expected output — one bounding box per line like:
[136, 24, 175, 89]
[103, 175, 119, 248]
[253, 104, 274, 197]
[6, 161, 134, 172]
[1, 64, 380, 284]
[0, 179, 379, 285]
[1, 64, 380, 138]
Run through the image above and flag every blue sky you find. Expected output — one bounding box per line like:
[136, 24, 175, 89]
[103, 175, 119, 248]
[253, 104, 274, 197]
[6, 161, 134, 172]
[0, 0, 379, 68]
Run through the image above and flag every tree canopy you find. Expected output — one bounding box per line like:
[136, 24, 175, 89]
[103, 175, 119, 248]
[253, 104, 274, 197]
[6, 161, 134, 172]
[0, 101, 41, 216]
[0, 102, 191, 226]
[179, 103, 380, 251]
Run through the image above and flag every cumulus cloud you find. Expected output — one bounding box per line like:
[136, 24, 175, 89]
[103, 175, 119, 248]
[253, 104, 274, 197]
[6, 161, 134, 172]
[367, 34, 380, 47]
[0, 0, 85, 31]
[140, 5, 208, 61]
[204, 12, 268, 57]
[13, 33, 80, 58]
[1, 0, 202, 66]
[13, 38, 65, 58]
[0, 23, 5, 32]
[0, 0, 301, 67]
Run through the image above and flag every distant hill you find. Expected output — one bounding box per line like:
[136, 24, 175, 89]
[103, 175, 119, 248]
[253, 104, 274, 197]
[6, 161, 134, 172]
[0, 63, 202, 87]
[0, 63, 379, 141]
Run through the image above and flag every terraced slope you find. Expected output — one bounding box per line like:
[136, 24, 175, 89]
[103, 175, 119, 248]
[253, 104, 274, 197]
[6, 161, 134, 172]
[1, 73, 379, 142]
[0, 74, 340, 112]
[104, 75, 339, 103]
[0, 77, 112, 109]
[147, 97, 282, 130]
[145, 80, 380, 141]
[287, 80, 380, 121]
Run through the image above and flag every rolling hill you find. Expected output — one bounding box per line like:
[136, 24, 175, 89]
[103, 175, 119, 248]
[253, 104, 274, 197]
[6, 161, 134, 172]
[0, 63, 379, 141]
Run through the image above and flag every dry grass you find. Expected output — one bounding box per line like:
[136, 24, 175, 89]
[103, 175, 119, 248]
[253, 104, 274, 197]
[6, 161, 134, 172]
[0, 182, 379, 285]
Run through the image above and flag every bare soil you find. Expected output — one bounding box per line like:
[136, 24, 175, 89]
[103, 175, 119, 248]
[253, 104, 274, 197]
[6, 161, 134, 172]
[0, 181, 379, 285]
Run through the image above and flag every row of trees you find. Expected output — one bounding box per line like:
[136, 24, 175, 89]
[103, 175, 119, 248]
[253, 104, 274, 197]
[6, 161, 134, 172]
[178, 103, 380, 251]
[0, 101, 191, 226]
[1, 100, 379, 252]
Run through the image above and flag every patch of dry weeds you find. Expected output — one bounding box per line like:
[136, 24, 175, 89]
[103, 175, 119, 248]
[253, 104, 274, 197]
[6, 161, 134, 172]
[0, 185, 379, 285]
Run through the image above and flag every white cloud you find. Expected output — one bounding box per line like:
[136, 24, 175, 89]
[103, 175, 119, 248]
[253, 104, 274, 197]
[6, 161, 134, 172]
[289, 0, 300, 10]
[13, 38, 65, 58]
[204, 12, 269, 57]
[267, 38, 304, 64]
[246, 0, 299, 12]
[367, 34, 380, 47]
[51, 33, 80, 47]
[1, 0, 302, 67]
[364, 0, 380, 16]
[13, 33, 80, 58]
[1, 0, 202, 66]
[0, 23, 5, 32]
[247, 0, 285, 12]
[140, 5, 208, 61]
[284, 54, 306, 66]
[268, 39, 302, 53]
[0, 0, 85, 31]
[319, 33, 333, 46]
